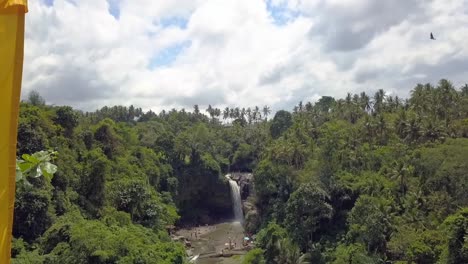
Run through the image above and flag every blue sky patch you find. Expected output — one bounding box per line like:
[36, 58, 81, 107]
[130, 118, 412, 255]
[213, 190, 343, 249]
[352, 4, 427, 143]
[149, 41, 191, 69]
[43, 0, 54, 6]
[266, 0, 299, 26]
[160, 16, 189, 29]
[107, 0, 120, 19]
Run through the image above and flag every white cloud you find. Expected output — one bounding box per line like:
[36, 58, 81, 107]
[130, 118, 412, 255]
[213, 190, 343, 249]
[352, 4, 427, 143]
[23, 0, 468, 112]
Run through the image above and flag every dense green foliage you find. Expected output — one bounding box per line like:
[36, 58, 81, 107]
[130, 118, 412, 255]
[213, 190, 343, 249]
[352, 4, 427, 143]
[13, 80, 468, 263]
[12, 97, 269, 262]
[14, 210, 185, 264]
[245, 80, 468, 264]
[242, 249, 266, 264]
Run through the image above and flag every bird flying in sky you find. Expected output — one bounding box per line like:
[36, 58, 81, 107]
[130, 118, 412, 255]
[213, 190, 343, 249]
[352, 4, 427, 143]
[430, 32, 436, 40]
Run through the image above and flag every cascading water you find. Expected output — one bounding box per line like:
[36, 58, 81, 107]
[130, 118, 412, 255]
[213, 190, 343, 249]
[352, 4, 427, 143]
[226, 174, 244, 222]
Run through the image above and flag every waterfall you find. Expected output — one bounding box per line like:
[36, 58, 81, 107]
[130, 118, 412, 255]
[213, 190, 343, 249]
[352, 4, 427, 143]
[226, 174, 243, 222]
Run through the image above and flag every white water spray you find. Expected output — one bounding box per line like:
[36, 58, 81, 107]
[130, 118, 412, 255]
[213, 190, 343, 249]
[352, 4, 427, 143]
[226, 174, 243, 222]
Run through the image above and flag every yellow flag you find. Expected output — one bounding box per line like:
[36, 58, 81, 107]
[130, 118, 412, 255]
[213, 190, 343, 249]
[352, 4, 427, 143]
[0, 0, 27, 263]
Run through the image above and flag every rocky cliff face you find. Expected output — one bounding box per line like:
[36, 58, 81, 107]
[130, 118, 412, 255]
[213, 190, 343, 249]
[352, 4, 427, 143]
[229, 172, 253, 200]
[178, 174, 233, 225]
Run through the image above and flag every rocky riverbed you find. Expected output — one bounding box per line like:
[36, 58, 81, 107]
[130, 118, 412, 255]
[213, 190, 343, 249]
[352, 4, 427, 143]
[173, 173, 258, 263]
[175, 222, 250, 264]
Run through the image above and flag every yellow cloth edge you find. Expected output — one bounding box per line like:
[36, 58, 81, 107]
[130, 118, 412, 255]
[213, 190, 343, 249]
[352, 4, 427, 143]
[7, 12, 24, 262]
[0, 9, 25, 263]
[0, 0, 27, 13]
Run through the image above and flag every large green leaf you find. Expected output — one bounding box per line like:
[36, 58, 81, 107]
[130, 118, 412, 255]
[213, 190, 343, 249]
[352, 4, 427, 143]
[18, 160, 33, 174]
[16, 161, 23, 182]
[16, 150, 58, 183]
[39, 162, 58, 181]
[21, 153, 39, 164]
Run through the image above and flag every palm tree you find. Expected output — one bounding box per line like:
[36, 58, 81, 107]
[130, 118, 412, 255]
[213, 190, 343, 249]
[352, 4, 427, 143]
[352, 94, 360, 105]
[395, 110, 408, 139]
[388, 160, 413, 198]
[240, 108, 246, 123]
[422, 118, 446, 142]
[403, 190, 426, 223]
[193, 105, 200, 116]
[305, 102, 313, 112]
[404, 116, 422, 143]
[386, 96, 395, 112]
[334, 100, 345, 119]
[395, 96, 401, 109]
[345, 93, 352, 105]
[461, 84, 468, 97]
[359, 92, 371, 112]
[436, 79, 458, 126]
[247, 108, 253, 124]
[373, 89, 385, 114]
[223, 107, 230, 120]
[363, 115, 375, 141]
[229, 108, 235, 119]
[234, 107, 240, 119]
[253, 106, 260, 122]
[214, 108, 221, 119]
[206, 105, 214, 121]
[410, 83, 432, 114]
[344, 95, 361, 124]
[376, 114, 387, 144]
[263, 105, 271, 121]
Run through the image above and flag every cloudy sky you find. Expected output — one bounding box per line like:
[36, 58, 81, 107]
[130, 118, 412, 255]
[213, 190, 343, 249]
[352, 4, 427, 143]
[23, 0, 468, 112]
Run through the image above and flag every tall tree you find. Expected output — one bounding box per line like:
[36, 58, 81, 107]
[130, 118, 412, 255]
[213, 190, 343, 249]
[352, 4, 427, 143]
[193, 104, 200, 116]
[359, 92, 371, 112]
[285, 183, 333, 250]
[223, 107, 230, 120]
[373, 89, 385, 114]
[263, 105, 271, 121]
[27, 90, 45, 106]
[270, 110, 293, 139]
[54, 106, 78, 137]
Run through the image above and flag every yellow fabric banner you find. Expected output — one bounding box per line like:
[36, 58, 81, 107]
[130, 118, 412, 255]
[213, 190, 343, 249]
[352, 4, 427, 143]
[0, 1, 27, 263]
